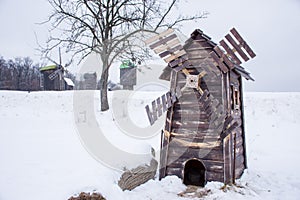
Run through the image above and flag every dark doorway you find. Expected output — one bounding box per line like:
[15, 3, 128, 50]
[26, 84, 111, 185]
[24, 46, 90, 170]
[183, 159, 206, 187]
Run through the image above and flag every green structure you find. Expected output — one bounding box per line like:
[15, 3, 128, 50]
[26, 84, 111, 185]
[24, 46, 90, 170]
[120, 60, 137, 90]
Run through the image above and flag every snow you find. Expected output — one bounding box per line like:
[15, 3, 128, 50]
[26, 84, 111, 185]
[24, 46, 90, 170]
[0, 91, 300, 199]
[64, 77, 75, 87]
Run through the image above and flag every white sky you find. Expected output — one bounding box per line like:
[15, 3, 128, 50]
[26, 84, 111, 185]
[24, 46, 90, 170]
[0, 0, 300, 91]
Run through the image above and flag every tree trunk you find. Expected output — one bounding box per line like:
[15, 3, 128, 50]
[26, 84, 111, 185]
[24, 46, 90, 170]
[100, 62, 109, 111]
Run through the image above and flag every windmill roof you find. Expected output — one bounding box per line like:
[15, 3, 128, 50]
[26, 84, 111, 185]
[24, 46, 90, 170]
[40, 65, 57, 71]
[159, 29, 254, 81]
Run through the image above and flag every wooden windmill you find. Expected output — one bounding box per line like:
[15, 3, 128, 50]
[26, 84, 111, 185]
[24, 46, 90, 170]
[40, 48, 73, 90]
[145, 28, 256, 186]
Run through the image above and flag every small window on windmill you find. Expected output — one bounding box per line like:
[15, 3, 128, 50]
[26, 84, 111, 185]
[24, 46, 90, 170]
[232, 86, 240, 110]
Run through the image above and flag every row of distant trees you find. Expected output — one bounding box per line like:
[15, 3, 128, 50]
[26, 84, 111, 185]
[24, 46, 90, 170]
[0, 56, 42, 91]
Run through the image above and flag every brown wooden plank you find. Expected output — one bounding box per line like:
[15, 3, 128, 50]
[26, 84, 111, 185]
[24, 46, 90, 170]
[198, 90, 210, 103]
[171, 91, 177, 103]
[151, 100, 158, 122]
[161, 94, 167, 112]
[170, 138, 221, 149]
[159, 130, 171, 179]
[224, 115, 234, 129]
[225, 34, 249, 62]
[154, 39, 181, 54]
[159, 45, 183, 58]
[170, 132, 220, 140]
[166, 92, 172, 108]
[145, 29, 174, 45]
[164, 50, 186, 63]
[220, 121, 239, 139]
[156, 97, 163, 117]
[145, 105, 154, 125]
[167, 158, 224, 170]
[220, 40, 241, 65]
[171, 121, 210, 129]
[214, 46, 235, 69]
[210, 51, 229, 73]
[169, 55, 189, 67]
[206, 171, 224, 182]
[175, 86, 182, 99]
[173, 61, 189, 72]
[223, 134, 233, 184]
[149, 34, 177, 50]
[230, 28, 256, 58]
[172, 112, 211, 120]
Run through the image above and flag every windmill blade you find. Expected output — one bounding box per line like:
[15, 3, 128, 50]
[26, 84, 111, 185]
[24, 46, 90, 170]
[145, 86, 182, 126]
[146, 29, 187, 66]
[210, 27, 256, 75]
[59, 47, 62, 66]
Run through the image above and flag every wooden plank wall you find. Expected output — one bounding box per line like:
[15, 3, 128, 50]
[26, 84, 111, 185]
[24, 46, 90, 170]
[161, 33, 225, 183]
[229, 71, 246, 179]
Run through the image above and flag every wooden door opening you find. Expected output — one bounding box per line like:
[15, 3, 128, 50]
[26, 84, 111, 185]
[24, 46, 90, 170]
[183, 159, 206, 187]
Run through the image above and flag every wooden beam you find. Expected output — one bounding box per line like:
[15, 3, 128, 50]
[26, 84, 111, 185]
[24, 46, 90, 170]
[220, 40, 242, 65]
[214, 46, 235, 69]
[230, 28, 256, 58]
[164, 50, 187, 63]
[225, 34, 249, 62]
[169, 55, 189, 68]
[210, 51, 229, 73]
[154, 38, 181, 54]
[145, 29, 174, 45]
[150, 34, 177, 50]
[159, 45, 183, 58]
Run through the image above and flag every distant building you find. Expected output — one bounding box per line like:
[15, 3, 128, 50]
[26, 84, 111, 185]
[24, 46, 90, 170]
[120, 60, 137, 90]
[77, 72, 97, 90]
[40, 65, 74, 91]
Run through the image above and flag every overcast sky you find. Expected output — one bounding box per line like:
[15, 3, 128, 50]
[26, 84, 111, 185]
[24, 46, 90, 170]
[0, 0, 299, 91]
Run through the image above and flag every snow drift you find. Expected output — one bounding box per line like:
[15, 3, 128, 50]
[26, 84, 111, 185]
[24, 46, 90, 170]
[0, 91, 300, 199]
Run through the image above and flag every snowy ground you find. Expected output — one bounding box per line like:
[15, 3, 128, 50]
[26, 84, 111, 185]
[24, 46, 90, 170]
[0, 90, 300, 199]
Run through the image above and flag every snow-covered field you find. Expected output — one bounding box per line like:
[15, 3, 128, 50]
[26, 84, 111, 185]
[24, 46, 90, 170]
[0, 90, 300, 200]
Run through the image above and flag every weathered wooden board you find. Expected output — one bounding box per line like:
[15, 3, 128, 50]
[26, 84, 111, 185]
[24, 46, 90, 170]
[214, 46, 235, 69]
[149, 34, 177, 50]
[220, 40, 242, 65]
[159, 45, 183, 58]
[223, 134, 233, 184]
[169, 55, 189, 68]
[154, 38, 181, 54]
[210, 51, 229, 73]
[168, 147, 223, 161]
[169, 137, 221, 149]
[225, 34, 249, 62]
[145, 105, 154, 125]
[164, 50, 187, 63]
[230, 28, 256, 58]
[145, 29, 174, 45]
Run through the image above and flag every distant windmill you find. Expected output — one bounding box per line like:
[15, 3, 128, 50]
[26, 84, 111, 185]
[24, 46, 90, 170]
[40, 48, 73, 91]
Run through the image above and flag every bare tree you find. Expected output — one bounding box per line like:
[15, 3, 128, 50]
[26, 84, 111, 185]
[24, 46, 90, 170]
[41, 0, 208, 111]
